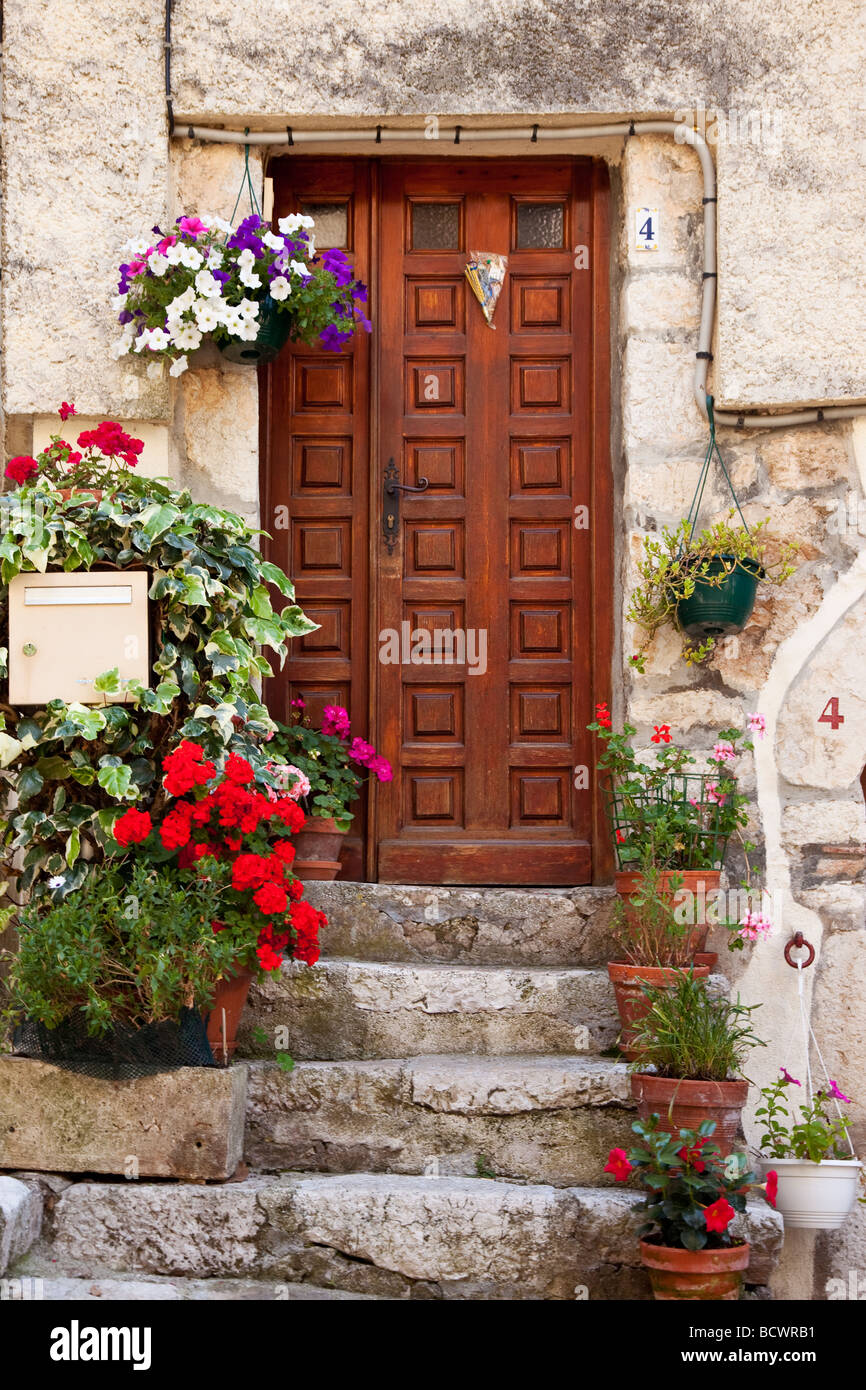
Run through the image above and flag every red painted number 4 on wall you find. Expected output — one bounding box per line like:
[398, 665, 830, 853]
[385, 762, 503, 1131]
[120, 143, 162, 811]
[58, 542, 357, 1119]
[818, 697, 844, 730]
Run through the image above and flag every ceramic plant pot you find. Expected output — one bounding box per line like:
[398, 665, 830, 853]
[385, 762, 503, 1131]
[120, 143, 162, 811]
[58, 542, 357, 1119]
[675, 556, 762, 642]
[607, 961, 710, 1061]
[761, 1157, 862, 1230]
[205, 964, 255, 1064]
[630, 1073, 749, 1156]
[640, 1238, 750, 1301]
[291, 816, 346, 881]
[217, 297, 292, 365]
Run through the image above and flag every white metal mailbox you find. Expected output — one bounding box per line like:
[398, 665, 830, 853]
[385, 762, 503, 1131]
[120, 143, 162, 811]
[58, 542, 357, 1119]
[8, 571, 150, 706]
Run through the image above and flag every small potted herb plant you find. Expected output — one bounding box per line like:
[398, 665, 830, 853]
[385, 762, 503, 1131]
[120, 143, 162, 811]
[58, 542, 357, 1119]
[756, 1068, 862, 1229]
[605, 1115, 778, 1301]
[267, 702, 392, 880]
[628, 972, 765, 1154]
[627, 516, 797, 671]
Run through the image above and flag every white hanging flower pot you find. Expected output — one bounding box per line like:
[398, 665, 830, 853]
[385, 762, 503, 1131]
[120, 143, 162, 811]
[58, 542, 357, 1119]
[762, 1157, 862, 1230]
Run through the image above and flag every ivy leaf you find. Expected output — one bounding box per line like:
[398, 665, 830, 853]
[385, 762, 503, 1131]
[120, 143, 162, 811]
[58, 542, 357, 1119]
[97, 763, 135, 800]
[65, 829, 81, 867]
[17, 767, 44, 801]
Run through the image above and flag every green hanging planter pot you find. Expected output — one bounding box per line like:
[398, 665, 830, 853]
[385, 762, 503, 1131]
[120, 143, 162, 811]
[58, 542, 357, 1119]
[675, 555, 763, 640]
[217, 297, 292, 366]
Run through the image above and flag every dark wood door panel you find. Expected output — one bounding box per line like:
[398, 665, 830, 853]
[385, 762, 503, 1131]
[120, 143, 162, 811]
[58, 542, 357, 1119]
[262, 155, 612, 886]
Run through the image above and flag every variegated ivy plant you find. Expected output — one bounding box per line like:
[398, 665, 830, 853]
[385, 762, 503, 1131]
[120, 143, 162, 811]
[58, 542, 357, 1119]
[0, 470, 315, 896]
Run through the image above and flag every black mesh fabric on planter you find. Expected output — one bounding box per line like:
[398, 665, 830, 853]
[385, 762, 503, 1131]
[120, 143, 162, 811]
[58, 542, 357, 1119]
[12, 1006, 216, 1079]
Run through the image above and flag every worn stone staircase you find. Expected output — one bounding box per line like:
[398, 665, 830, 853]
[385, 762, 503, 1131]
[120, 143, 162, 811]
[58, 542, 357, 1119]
[5, 883, 783, 1300]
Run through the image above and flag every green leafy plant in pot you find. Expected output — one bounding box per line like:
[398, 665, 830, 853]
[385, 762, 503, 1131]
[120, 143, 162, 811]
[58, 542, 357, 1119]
[267, 701, 392, 880]
[756, 1068, 861, 1230]
[605, 1115, 778, 1301]
[628, 971, 765, 1155]
[627, 515, 797, 671]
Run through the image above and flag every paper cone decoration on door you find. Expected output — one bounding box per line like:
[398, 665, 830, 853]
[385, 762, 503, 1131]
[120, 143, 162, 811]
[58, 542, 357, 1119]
[465, 252, 507, 327]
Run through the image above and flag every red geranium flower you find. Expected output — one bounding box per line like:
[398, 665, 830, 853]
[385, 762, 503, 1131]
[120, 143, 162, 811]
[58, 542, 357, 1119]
[604, 1147, 633, 1183]
[254, 882, 289, 915]
[651, 724, 672, 743]
[5, 455, 39, 485]
[704, 1197, 736, 1233]
[59, 401, 76, 421]
[594, 702, 612, 729]
[113, 807, 153, 846]
[256, 942, 283, 971]
[224, 752, 254, 785]
[764, 1171, 778, 1208]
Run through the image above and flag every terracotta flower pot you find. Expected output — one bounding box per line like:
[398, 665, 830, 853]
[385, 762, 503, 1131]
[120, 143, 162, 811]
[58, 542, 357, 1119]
[607, 961, 710, 1061]
[640, 1238, 750, 1301]
[694, 950, 718, 969]
[58, 486, 103, 503]
[205, 964, 254, 1064]
[292, 816, 346, 881]
[630, 1073, 749, 1155]
[615, 869, 721, 962]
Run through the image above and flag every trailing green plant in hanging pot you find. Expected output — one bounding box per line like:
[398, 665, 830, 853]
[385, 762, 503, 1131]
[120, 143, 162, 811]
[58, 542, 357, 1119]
[628, 515, 797, 671]
[627, 398, 797, 671]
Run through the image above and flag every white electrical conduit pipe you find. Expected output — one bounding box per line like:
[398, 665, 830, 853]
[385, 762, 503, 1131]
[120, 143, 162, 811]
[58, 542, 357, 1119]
[178, 119, 866, 431]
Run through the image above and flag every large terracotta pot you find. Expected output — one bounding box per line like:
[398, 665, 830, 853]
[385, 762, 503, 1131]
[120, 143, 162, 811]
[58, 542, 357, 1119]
[630, 1073, 749, 1155]
[640, 1238, 750, 1301]
[293, 816, 346, 881]
[58, 487, 103, 504]
[205, 964, 254, 1064]
[607, 962, 710, 1061]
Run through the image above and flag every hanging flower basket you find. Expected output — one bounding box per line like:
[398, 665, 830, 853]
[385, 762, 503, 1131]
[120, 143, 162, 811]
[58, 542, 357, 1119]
[760, 1157, 862, 1230]
[216, 295, 293, 366]
[675, 555, 763, 641]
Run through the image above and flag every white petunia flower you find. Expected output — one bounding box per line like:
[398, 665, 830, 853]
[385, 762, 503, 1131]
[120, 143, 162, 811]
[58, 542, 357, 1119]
[221, 308, 244, 337]
[167, 287, 196, 315]
[237, 297, 260, 321]
[164, 242, 185, 265]
[289, 259, 310, 278]
[110, 335, 132, 359]
[238, 248, 256, 269]
[238, 321, 260, 341]
[262, 230, 284, 251]
[206, 214, 234, 235]
[278, 213, 314, 234]
[269, 275, 291, 301]
[169, 355, 189, 377]
[171, 321, 203, 350]
[179, 245, 204, 270]
[194, 268, 221, 297]
[111, 293, 128, 311]
[146, 327, 170, 350]
[124, 236, 152, 256]
[240, 267, 262, 289]
[148, 251, 169, 276]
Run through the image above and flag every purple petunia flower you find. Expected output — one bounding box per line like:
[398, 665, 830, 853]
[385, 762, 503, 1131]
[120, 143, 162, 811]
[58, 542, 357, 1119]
[780, 1067, 801, 1086]
[117, 309, 133, 325]
[319, 323, 352, 352]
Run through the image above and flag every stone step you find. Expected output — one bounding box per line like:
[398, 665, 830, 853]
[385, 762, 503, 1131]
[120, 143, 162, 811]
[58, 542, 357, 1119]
[244, 1055, 634, 1186]
[8, 1271, 381, 1301]
[304, 881, 614, 967]
[240, 958, 621, 1059]
[26, 1172, 783, 1301]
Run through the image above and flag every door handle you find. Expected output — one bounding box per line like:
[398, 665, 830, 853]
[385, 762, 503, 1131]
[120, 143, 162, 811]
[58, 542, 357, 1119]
[382, 458, 429, 552]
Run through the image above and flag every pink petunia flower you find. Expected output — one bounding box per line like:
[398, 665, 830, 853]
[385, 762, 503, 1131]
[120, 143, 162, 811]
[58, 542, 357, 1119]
[178, 216, 208, 236]
[780, 1067, 801, 1086]
[827, 1079, 852, 1104]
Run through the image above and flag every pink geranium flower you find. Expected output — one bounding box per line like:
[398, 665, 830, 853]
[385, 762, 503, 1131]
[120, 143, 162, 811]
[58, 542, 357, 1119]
[712, 740, 736, 762]
[747, 712, 766, 739]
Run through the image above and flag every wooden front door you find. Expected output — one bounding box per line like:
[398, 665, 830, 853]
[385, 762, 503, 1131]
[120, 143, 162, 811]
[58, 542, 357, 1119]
[264, 157, 611, 886]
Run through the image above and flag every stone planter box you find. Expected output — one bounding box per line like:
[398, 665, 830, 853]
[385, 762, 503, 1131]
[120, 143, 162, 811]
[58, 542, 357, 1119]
[0, 1058, 247, 1181]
